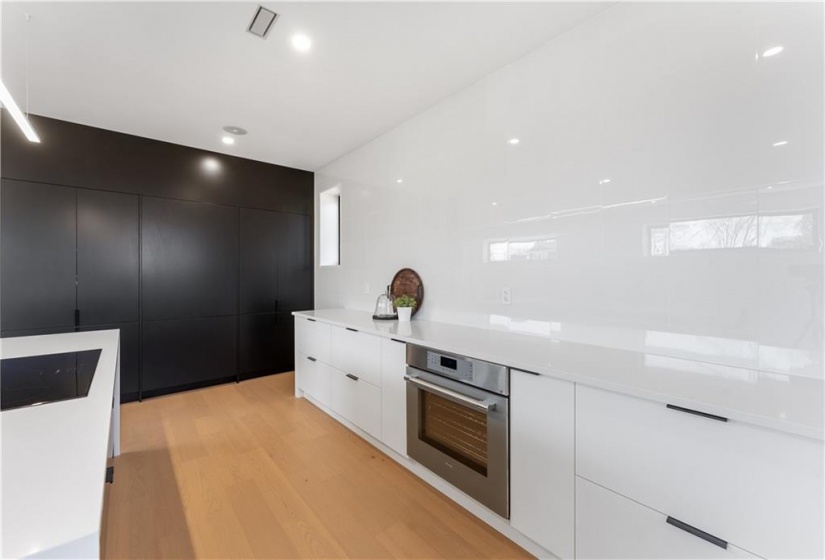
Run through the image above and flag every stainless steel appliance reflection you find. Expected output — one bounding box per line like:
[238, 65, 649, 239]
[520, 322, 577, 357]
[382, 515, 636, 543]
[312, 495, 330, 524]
[405, 344, 509, 518]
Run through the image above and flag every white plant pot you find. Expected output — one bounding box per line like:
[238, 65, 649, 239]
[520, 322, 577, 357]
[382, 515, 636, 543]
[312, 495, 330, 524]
[397, 307, 412, 322]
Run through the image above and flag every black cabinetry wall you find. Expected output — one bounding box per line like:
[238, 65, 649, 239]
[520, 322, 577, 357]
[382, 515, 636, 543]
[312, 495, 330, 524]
[1, 180, 143, 400]
[1, 114, 314, 401]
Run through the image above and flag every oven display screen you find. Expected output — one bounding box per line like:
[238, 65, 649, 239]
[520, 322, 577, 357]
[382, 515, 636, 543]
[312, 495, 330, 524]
[439, 356, 458, 370]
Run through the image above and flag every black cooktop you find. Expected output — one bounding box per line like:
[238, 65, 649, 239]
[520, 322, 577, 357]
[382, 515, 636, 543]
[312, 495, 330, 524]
[0, 349, 102, 411]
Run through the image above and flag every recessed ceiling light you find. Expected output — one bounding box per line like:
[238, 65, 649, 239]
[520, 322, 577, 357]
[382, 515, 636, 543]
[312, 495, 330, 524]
[202, 157, 221, 173]
[599, 178, 611, 185]
[491, 202, 498, 206]
[508, 138, 520, 145]
[222, 125, 248, 136]
[762, 46, 784, 58]
[222, 136, 235, 145]
[292, 33, 312, 52]
[396, 178, 403, 184]
[773, 140, 788, 147]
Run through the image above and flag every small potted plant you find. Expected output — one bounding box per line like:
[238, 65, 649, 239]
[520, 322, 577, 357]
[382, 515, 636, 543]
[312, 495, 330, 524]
[393, 295, 417, 322]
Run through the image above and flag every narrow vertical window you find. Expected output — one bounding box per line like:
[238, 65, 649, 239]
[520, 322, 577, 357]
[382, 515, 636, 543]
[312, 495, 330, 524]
[319, 186, 340, 266]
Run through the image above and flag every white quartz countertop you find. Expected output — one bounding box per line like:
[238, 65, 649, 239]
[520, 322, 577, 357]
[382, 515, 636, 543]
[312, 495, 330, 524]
[1, 330, 120, 559]
[294, 309, 824, 441]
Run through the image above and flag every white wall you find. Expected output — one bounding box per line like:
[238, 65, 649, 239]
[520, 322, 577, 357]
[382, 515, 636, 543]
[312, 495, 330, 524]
[315, 2, 824, 379]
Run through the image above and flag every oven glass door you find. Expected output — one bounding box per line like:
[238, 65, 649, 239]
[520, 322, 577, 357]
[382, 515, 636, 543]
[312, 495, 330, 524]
[405, 367, 509, 518]
[420, 389, 489, 475]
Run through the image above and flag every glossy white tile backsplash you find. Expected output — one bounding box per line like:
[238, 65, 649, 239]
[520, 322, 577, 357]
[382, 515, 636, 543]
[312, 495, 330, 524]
[315, 2, 823, 379]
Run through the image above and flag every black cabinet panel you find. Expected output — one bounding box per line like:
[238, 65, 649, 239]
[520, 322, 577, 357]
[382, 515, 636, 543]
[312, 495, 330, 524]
[77, 190, 140, 325]
[239, 312, 294, 379]
[0, 180, 77, 331]
[79, 323, 140, 401]
[1, 114, 313, 215]
[1, 326, 75, 338]
[277, 213, 313, 312]
[240, 209, 279, 314]
[141, 197, 238, 320]
[141, 316, 236, 392]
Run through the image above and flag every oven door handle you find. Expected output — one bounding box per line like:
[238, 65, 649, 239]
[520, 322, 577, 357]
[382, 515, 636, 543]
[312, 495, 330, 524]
[404, 375, 497, 413]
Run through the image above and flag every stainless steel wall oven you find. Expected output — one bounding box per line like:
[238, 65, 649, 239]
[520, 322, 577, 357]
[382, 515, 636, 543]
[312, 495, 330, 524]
[405, 344, 509, 518]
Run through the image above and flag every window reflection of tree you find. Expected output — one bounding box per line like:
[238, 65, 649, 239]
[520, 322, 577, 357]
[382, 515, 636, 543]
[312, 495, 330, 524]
[648, 210, 818, 255]
[487, 238, 558, 262]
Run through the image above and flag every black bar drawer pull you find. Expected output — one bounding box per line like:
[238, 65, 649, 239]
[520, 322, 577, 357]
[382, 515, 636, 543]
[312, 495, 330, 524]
[105, 466, 114, 484]
[346, 327, 358, 333]
[667, 404, 728, 423]
[307, 318, 316, 322]
[666, 517, 727, 549]
[74, 309, 80, 327]
[307, 356, 317, 362]
[391, 338, 405, 344]
[346, 373, 359, 381]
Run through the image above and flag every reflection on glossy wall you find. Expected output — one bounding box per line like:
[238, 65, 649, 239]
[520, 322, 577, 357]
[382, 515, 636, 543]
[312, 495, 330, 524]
[315, 2, 824, 379]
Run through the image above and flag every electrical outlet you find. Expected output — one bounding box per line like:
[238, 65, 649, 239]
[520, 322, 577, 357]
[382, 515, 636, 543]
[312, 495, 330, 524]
[363, 283, 371, 295]
[501, 287, 512, 305]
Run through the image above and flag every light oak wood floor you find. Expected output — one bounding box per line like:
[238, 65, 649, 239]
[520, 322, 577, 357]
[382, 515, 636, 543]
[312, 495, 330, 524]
[102, 372, 531, 559]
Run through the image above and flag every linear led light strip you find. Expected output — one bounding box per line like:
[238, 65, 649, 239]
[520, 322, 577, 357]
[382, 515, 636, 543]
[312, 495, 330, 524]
[0, 80, 40, 143]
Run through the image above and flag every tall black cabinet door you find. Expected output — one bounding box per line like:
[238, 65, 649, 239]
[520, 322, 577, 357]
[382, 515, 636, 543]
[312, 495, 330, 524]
[239, 208, 280, 314]
[79, 323, 140, 402]
[277, 212, 313, 312]
[0, 180, 77, 331]
[77, 190, 140, 325]
[141, 316, 237, 395]
[141, 197, 238, 321]
[239, 312, 294, 379]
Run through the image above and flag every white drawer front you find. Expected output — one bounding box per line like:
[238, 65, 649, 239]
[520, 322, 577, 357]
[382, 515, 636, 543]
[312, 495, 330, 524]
[576, 477, 760, 559]
[576, 385, 824, 560]
[330, 369, 382, 440]
[380, 337, 407, 456]
[295, 352, 331, 407]
[510, 371, 575, 560]
[330, 326, 381, 387]
[295, 317, 331, 363]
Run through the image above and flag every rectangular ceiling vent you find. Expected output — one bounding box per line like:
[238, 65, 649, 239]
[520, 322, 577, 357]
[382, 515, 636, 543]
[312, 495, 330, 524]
[247, 6, 278, 39]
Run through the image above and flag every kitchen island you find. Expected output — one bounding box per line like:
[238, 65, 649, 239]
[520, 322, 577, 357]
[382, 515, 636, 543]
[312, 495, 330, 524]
[1, 330, 121, 559]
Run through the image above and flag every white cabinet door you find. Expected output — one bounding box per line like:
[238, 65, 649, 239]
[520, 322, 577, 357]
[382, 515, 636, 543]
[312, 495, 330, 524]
[576, 385, 824, 560]
[294, 317, 331, 363]
[330, 369, 382, 440]
[380, 337, 407, 456]
[294, 352, 331, 407]
[509, 371, 575, 560]
[576, 477, 760, 560]
[330, 326, 382, 387]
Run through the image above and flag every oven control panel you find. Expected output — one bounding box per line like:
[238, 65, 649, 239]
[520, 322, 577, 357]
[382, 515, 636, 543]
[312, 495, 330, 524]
[407, 344, 509, 395]
[426, 351, 473, 382]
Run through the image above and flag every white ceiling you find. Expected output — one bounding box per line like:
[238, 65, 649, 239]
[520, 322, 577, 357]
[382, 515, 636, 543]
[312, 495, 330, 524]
[1, 2, 612, 171]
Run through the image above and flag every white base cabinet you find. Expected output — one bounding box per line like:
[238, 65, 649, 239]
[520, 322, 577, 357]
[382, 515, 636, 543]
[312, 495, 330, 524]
[510, 370, 575, 560]
[295, 317, 331, 363]
[330, 326, 382, 386]
[576, 477, 759, 559]
[294, 352, 332, 407]
[329, 368, 382, 439]
[576, 385, 824, 560]
[380, 337, 407, 456]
